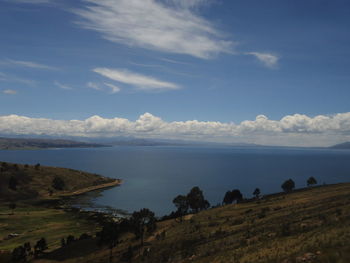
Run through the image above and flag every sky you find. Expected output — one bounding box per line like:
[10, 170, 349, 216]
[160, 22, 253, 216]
[0, 0, 350, 146]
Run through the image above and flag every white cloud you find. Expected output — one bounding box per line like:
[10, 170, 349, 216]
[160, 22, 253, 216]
[0, 112, 350, 147]
[246, 52, 279, 68]
[1, 59, 57, 70]
[93, 68, 180, 91]
[165, 0, 212, 10]
[9, 0, 52, 3]
[54, 81, 72, 90]
[2, 89, 18, 95]
[87, 82, 102, 90]
[74, 0, 232, 59]
[104, 83, 121, 93]
[0, 72, 35, 86]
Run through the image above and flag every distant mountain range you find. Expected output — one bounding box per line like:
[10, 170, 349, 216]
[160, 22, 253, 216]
[0, 137, 107, 150]
[1, 134, 349, 150]
[329, 142, 350, 149]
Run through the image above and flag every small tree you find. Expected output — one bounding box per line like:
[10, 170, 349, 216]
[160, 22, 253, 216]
[12, 246, 26, 262]
[9, 202, 16, 215]
[9, 176, 18, 190]
[35, 163, 40, 170]
[130, 208, 156, 247]
[99, 223, 120, 263]
[61, 238, 66, 248]
[222, 189, 243, 205]
[253, 188, 261, 199]
[52, 176, 65, 190]
[66, 235, 75, 245]
[186, 187, 210, 212]
[281, 179, 295, 193]
[34, 238, 48, 257]
[173, 195, 188, 221]
[307, 176, 317, 187]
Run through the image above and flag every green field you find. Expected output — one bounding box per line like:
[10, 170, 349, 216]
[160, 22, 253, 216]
[0, 203, 99, 251]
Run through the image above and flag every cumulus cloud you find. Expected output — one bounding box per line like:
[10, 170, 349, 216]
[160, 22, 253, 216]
[93, 68, 180, 91]
[74, 0, 232, 59]
[0, 112, 350, 146]
[2, 89, 18, 95]
[246, 52, 279, 68]
[1, 59, 57, 70]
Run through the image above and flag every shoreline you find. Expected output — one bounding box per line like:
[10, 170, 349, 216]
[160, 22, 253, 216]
[57, 179, 123, 198]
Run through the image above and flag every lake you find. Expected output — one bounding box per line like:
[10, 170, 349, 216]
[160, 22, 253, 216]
[0, 146, 349, 216]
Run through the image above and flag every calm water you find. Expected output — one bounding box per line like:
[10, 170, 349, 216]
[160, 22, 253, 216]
[0, 146, 349, 216]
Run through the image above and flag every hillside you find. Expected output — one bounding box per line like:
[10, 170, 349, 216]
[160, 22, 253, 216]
[0, 137, 107, 150]
[1, 183, 348, 263]
[0, 161, 121, 201]
[330, 142, 350, 149]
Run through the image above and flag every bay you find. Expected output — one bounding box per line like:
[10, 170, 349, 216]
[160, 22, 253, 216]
[0, 146, 349, 216]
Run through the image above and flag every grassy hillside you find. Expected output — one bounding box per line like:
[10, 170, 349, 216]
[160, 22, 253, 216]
[0, 161, 120, 201]
[141, 183, 350, 263]
[1, 166, 349, 263]
[22, 183, 349, 263]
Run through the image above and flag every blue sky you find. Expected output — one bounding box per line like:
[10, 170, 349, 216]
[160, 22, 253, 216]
[0, 0, 350, 146]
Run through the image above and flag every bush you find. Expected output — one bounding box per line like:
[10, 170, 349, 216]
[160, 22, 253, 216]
[52, 176, 65, 190]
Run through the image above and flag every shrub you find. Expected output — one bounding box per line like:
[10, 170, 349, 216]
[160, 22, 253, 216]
[52, 176, 65, 190]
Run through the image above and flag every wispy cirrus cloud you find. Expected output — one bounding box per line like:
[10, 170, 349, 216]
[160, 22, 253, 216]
[0, 112, 350, 146]
[1, 59, 58, 70]
[74, 0, 232, 59]
[0, 72, 35, 86]
[87, 82, 102, 91]
[54, 81, 72, 90]
[93, 68, 180, 91]
[2, 89, 18, 95]
[87, 81, 120, 93]
[9, 0, 53, 4]
[104, 83, 121, 94]
[245, 52, 279, 68]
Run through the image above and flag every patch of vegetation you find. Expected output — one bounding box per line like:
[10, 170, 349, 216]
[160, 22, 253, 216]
[0, 161, 117, 201]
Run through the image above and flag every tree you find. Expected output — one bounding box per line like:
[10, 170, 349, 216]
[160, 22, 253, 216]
[12, 246, 26, 262]
[222, 189, 243, 205]
[281, 179, 295, 193]
[253, 188, 261, 199]
[9, 202, 16, 215]
[34, 238, 48, 257]
[307, 176, 317, 187]
[35, 163, 40, 170]
[186, 187, 210, 212]
[99, 223, 120, 263]
[61, 238, 66, 248]
[173, 195, 189, 221]
[223, 191, 232, 205]
[130, 208, 156, 247]
[9, 176, 18, 190]
[52, 176, 65, 190]
[66, 235, 75, 245]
